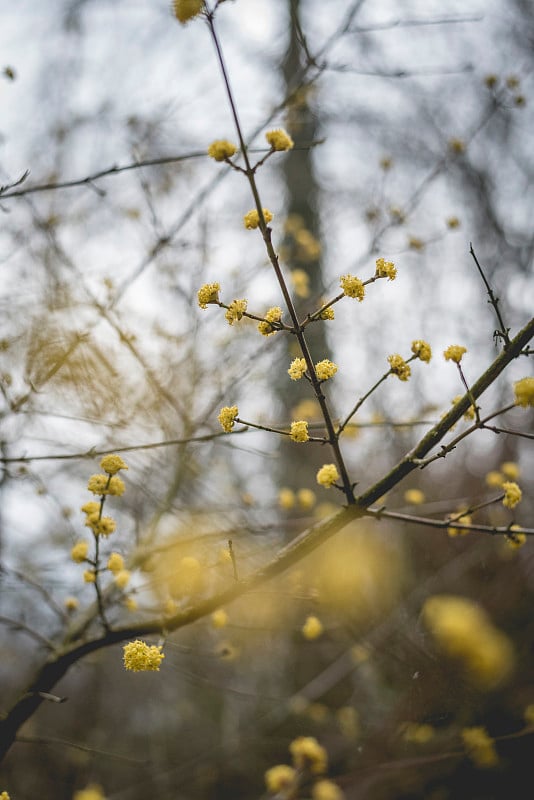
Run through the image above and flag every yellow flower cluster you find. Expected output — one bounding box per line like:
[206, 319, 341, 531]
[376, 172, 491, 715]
[387, 354, 411, 381]
[100, 454, 128, 475]
[211, 609, 229, 629]
[73, 785, 106, 800]
[340, 274, 365, 300]
[514, 376, 534, 407]
[319, 306, 335, 320]
[404, 489, 425, 505]
[461, 727, 498, 768]
[218, 405, 238, 432]
[265, 765, 296, 793]
[85, 515, 116, 537]
[87, 474, 125, 496]
[123, 640, 165, 672]
[449, 138, 465, 154]
[423, 595, 515, 690]
[291, 268, 310, 298]
[197, 282, 220, 308]
[411, 339, 432, 363]
[288, 357, 307, 380]
[452, 395, 476, 421]
[225, 298, 247, 325]
[258, 306, 282, 336]
[312, 780, 344, 800]
[114, 570, 131, 589]
[505, 526, 526, 550]
[290, 420, 309, 443]
[316, 464, 339, 488]
[375, 257, 397, 280]
[265, 128, 294, 151]
[443, 344, 467, 363]
[172, 0, 203, 24]
[278, 487, 316, 510]
[71, 540, 89, 563]
[302, 615, 323, 640]
[315, 359, 338, 381]
[0, 793, 10, 800]
[107, 552, 124, 574]
[207, 139, 237, 161]
[502, 480, 522, 509]
[447, 512, 472, 537]
[401, 722, 435, 744]
[289, 736, 328, 774]
[243, 208, 273, 229]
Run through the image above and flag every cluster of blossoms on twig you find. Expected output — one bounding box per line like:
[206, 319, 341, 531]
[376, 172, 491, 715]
[264, 736, 344, 800]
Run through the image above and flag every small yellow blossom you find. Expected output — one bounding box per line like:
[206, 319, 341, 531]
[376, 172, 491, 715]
[71, 541, 89, 563]
[107, 552, 124, 574]
[288, 357, 307, 381]
[124, 596, 138, 611]
[447, 216, 460, 228]
[502, 481, 522, 509]
[443, 344, 467, 363]
[243, 208, 273, 229]
[451, 395, 476, 421]
[207, 139, 237, 161]
[291, 268, 311, 298]
[408, 235, 424, 251]
[297, 488, 316, 510]
[81, 501, 100, 517]
[505, 528, 527, 549]
[449, 138, 465, 154]
[312, 780, 345, 800]
[315, 359, 338, 381]
[123, 640, 165, 672]
[514, 377, 534, 407]
[73, 786, 106, 800]
[401, 723, 435, 745]
[197, 282, 220, 309]
[265, 128, 294, 151]
[87, 474, 125, 496]
[172, 0, 203, 24]
[290, 420, 309, 443]
[319, 305, 335, 320]
[388, 354, 411, 381]
[340, 274, 365, 300]
[85, 516, 116, 536]
[211, 609, 229, 629]
[64, 596, 79, 611]
[404, 488, 425, 505]
[461, 727, 498, 768]
[506, 75, 520, 89]
[225, 298, 247, 325]
[218, 405, 238, 433]
[83, 570, 96, 583]
[289, 736, 328, 774]
[279, 487, 296, 509]
[100, 454, 128, 474]
[302, 615, 324, 640]
[264, 765, 297, 793]
[316, 464, 339, 488]
[257, 306, 282, 336]
[501, 461, 520, 480]
[485, 470, 504, 488]
[380, 156, 393, 170]
[447, 513, 472, 537]
[484, 74, 498, 88]
[375, 257, 397, 280]
[336, 706, 360, 740]
[411, 339, 432, 363]
[0, 793, 10, 800]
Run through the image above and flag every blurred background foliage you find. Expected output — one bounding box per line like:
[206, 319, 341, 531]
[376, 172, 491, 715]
[0, 1, 533, 798]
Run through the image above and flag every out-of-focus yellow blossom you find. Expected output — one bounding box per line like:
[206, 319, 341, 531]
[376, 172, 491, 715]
[449, 138, 465, 154]
[452, 395, 476, 421]
[114, 570, 131, 589]
[225, 298, 247, 325]
[279, 487, 296, 509]
[290, 420, 309, 443]
[375, 257, 397, 280]
[506, 75, 520, 89]
[297, 488, 316, 510]
[316, 464, 339, 488]
[423, 595, 515, 690]
[389, 205, 405, 223]
[218, 405, 238, 432]
[408, 235, 424, 250]
[336, 706, 360, 740]
[401, 722, 435, 744]
[289, 736, 328, 774]
[71, 541, 89, 563]
[123, 596, 137, 611]
[485, 470, 504, 488]
[207, 139, 237, 161]
[514, 377, 534, 407]
[288, 357, 307, 381]
[123, 640, 165, 672]
[312, 779, 345, 800]
[211, 609, 229, 629]
[502, 481, 522, 509]
[73, 785, 106, 800]
[107, 552, 124, 574]
[257, 305, 282, 336]
[380, 156, 393, 170]
[505, 526, 527, 549]
[307, 703, 329, 723]
[404, 488, 425, 505]
[447, 216, 460, 228]
[172, 0, 203, 24]
[83, 570, 96, 583]
[388, 354, 411, 381]
[302, 615, 324, 640]
[197, 282, 220, 308]
[461, 727, 498, 768]
[411, 339, 432, 362]
[340, 274, 365, 300]
[501, 461, 520, 480]
[484, 74, 498, 88]
[243, 208, 273, 229]
[264, 765, 296, 793]
[290, 268, 310, 298]
[443, 345, 467, 363]
[315, 359, 338, 381]
[292, 398, 320, 419]
[319, 305, 335, 320]
[100, 454, 128, 474]
[447, 513, 472, 537]
[87, 474, 125, 497]
[64, 596, 79, 611]
[265, 128, 294, 151]
[294, 228, 321, 261]
[85, 516, 116, 537]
